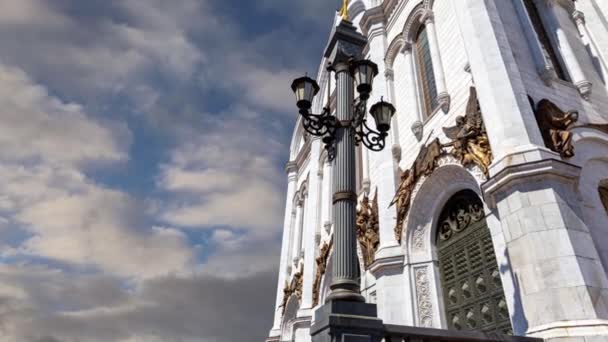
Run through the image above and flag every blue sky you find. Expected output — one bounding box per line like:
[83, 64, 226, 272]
[0, 1, 337, 340]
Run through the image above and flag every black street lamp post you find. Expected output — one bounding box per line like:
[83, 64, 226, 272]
[290, 19, 395, 342]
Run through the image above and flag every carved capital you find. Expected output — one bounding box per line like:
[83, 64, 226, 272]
[572, 10, 585, 26]
[575, 80, 593, 100]
[285, 161, 298, 175]
[539, 65, 556, 86]
[419, 9, 434, 24]
[401, 42, 413, 54]
[411, 120, 424, 141]
[438, 92, 451, 113]
[384, 68, 395, 81]
[392, 144, 402, 162]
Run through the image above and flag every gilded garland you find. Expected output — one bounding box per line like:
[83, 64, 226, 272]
[281, 266, 303, 314]
[312, 239, 333, 307]
[356, 191, 379, 269]
[391, 87, 492, 244]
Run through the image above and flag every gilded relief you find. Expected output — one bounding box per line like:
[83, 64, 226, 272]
[312, 239, 333, 307]
[529, 97, 579, 158]
[356, 191, 379, 269]
[281, 266, 303, 314]
[391, 87, 492, 244]
[442, 87, 493, 174]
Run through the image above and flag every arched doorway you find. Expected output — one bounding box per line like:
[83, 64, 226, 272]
[436, 190, 512, 334]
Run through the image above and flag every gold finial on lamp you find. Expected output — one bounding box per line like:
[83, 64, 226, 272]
[339, 0, 350, 21]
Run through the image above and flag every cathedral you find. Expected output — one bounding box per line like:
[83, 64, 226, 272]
[268, 0, 608, 341]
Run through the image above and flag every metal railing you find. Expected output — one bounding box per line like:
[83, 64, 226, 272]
[384, 325, 543, 342]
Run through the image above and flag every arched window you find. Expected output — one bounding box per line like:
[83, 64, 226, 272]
[599, 181, 608, 215]
[523, 0, 569, 81]
[415, 24, 438, 117]
[436, 190, 512, 334]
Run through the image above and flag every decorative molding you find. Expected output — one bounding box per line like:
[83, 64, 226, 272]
[482, 158, 581, 209]
[414, 267, 434, 328]
[437, 198, 485, 242]
[575, 123, 608, 135]
[356, 191, 380, 269]
[391, 87, 492, 245]
[529, 97, 579, 158]
[402, 5, 428, 43]
[312, 238, 333, 306]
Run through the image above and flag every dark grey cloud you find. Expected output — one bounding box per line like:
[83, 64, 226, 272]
[0, 265, 277, 342]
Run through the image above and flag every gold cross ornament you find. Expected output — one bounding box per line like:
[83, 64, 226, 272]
[339, 0, 349, 21]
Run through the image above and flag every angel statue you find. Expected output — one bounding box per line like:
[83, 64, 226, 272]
[339, 0, 350, 21]
[389, 168, 416, 243]
[531, 98, 579, 158]
[356, 194, 379, 268]
[442, 87, 493, 175]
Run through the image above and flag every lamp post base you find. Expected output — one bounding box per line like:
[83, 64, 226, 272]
[311, 301, 384, 342]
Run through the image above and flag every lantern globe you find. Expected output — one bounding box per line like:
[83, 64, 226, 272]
[351, 60, 378, 99]
[369, 99, 395, 133]
[291, 76, 320, 110]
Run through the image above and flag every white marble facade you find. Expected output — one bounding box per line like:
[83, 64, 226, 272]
[268, 1, 608, 341]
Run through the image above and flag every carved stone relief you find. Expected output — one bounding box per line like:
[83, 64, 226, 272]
[356, 191, 380, 269]
[415, 266, 434, 328]
[391, 87, 492, 245]
[312, 239, 333, 307]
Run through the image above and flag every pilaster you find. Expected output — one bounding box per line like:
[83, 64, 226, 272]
[483, 159, 608, 341]
[270, 161, 300, 336]
[301, 139, 323, 311]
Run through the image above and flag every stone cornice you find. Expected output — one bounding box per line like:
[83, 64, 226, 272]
[482, 158, 581, 208]
[359, 0, 398, 38]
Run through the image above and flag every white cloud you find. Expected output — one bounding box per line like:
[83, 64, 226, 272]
[0, 64, 129, 165]
[157, 116, 285, 236]
[0, 64, 193, 279]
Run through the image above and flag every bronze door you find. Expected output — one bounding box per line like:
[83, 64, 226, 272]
[436, 190, 512, 335]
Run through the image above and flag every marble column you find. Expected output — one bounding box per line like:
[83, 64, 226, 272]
[513, 0, 558, 84]
[292, 200, 304, 263]
[422, 10, 450, 113]
[573, 10, 608, 82]
[404, 43, 424, 139]
[543, 0, 593, 99]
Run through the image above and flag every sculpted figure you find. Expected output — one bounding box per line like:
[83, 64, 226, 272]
[356, 193, 379, 268]
[443, 87, 493, 175]
[390, 169, 416, 243]
[531, 98, 579, 158]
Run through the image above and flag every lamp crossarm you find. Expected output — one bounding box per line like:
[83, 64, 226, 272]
[300, 107, 336, 137]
